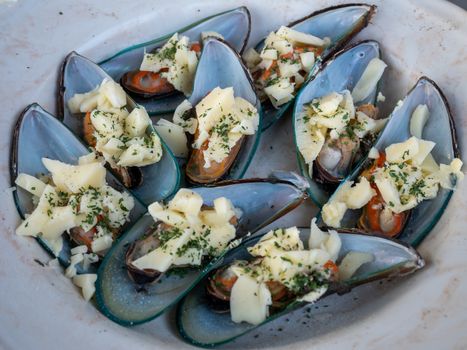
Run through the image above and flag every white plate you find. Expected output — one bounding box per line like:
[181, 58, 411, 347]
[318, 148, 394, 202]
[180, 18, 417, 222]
[1, 0, 466, 349]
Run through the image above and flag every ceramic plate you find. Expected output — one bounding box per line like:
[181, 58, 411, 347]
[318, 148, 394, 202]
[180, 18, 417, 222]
[1, 0, 466, 349]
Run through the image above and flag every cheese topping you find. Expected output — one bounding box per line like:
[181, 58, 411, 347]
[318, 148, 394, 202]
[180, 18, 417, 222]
[296, 89, 387, 169]
[68, 79, 163, 168]
[130, 189, 239, 272]
[322, 133, 464, 227]
[15, 153, 134, 301]
[227, 224, 340, 325]
[173, 87, 259, 167]
[140, 33, 200, 95]
[243, 26, 330, 108]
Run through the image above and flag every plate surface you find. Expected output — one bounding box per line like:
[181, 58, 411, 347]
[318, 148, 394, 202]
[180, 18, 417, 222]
[0, 0, 466, 349]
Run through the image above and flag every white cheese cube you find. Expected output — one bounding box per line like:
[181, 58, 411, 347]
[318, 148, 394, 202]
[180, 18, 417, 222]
[271, 39, 293, 55]
[16, 208, 49, 237]
[131, 228, 192, 272]
[99, 79, 127, 108]
[72, 274, 97, 301]
[351, 58, 387, 103]
[125, 107, 151, 137]
[168, 189, 203, 217]
[411, 139, 435, 165]
[374, 177, 401, 209]
[298, 285, 327, 303]
[277, 60, 301, 78]
[276, 26, 325, 46]
[309, 218, 327, 249]
[344, 177, 376, 209]
[101, 138, 125, 156]
[438, 158, 464, 190]
[140, 52, 163, 72]
[324, 230, 341, 262]
[300, 52, 315, 72]
[41, 206, 77, 241]
[15, 173, 46, 197]
[206, 224, 236, 254]
[230, 275, 272, 325]
[410, 104, 429, 138]
[149, 204, 187, 227]
[90, 110, 124, 138]
[213, 197, 236, 221]
[385, 136, 419, 163]
[155, 119, 188, 157]
[260, 49, 278, 60]
[78, 152, 101, 165]
[196, 87, 235, 134]
[322, 201, 347, 228]
[42, 158, 106, 193]
[314, 92, 343, 116]
[264, 78, 294, 103]
[172, 247, 203, 266]
[91, 235, 113, 253]
[368, 147, 380, 159]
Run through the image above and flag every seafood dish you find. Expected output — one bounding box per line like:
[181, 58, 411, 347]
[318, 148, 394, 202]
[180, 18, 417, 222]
[7, 2, 465, 348]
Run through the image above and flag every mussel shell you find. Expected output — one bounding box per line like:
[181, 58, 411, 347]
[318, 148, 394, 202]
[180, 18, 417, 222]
[176, 228, 424, 347]
[256, 3, 376, 130]
[10, 104, 147, 271]
[319, 77, 460, 247]
[98, 7, 251, 115]
[95, 174, 308, 325]
[185, 38, 262, 184]
[58, 51, 181, 205]
[294, 40, 384, 207]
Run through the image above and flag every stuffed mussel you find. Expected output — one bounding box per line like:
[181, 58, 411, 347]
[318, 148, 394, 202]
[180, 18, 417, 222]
[176, 219, 424, 347]
[161, 38, 262, 184]
[242, 3, 376, 130]
[320, 77, 463, 244]
[95, 172, 308, 325]
[294, 40, 387, 207]
[99, 7, 251, 115]
[58, 52, 180, 205]
[10, 104, 147, 300]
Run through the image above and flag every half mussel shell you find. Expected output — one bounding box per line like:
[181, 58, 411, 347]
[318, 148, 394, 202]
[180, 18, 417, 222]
[176, 227, 424, 347]
[294, 40, 384, 207]
[10, 104, 147, 271]
[58, 51, 181, 205]
[319, 76, 460, 246]
[184, 38, 262, 184]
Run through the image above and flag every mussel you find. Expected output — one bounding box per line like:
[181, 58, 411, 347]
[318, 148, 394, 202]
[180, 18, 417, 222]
[175, 38, 262, 184]
[10, 104, 147, 271]
[294, 40, 387, 207]
[58, 51, 181, 205]
[244, 3, 376, 130]
[176, 225, 424, 347]
[95, 173, 308, 325]
[318, 77, 461, 245]
[98, 7, 251, 115]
